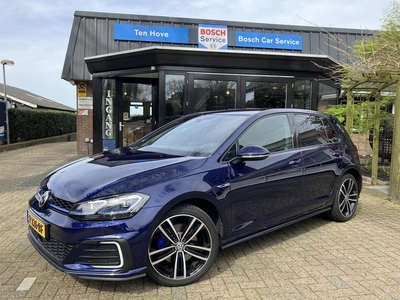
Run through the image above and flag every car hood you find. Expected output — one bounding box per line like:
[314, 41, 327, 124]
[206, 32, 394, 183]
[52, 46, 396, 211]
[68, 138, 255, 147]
[43, 150, 207, 202]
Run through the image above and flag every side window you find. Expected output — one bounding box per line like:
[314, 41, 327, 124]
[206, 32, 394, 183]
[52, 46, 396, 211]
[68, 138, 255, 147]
[294, 114, 338, 147]
[321, 118, 339, 143]
[238, 114, 293, 152]
[223, 144, 237, 162]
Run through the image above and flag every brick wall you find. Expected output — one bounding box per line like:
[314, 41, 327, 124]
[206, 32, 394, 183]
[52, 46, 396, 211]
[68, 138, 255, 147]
[76, 82, 94, 155]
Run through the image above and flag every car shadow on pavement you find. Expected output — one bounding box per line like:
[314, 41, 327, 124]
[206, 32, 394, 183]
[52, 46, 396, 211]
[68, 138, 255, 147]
[212, 215, 332, 275]
[68, 214, 332, 294]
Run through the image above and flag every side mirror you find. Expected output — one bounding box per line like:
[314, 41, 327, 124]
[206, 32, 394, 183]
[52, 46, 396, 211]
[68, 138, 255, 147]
[236, 145, 270, 161]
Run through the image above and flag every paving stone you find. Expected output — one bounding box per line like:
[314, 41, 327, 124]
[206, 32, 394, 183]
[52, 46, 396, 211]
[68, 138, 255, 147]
[1, 142, 400, 299]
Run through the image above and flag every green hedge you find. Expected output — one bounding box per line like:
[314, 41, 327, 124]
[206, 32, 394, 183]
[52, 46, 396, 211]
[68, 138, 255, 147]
[8, 109, 76, 143]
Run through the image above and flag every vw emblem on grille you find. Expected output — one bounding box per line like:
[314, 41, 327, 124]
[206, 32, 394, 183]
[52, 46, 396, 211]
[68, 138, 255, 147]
[38, 190, 51, 208]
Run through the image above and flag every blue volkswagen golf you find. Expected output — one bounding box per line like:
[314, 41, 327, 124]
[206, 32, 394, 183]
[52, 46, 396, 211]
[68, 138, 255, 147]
[27, 109, 362, 286]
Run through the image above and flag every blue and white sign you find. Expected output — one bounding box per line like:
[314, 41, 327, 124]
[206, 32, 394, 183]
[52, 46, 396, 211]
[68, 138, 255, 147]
[102, 139, 116, 151]
[114, 24, 189, 43]
[236, 32, 302, 50]
[198, 24, 228, 50]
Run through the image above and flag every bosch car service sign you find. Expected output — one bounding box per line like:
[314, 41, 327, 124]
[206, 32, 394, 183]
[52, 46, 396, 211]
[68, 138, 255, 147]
[198, 24, 228, 50]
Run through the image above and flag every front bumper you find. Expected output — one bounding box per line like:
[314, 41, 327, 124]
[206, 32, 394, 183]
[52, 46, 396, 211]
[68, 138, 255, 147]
[26, 207, 150, 281]
[28, 227, 147, 280]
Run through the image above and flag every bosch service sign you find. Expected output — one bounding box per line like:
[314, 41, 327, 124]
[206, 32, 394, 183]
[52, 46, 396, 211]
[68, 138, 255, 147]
[198, 24, 228, 50]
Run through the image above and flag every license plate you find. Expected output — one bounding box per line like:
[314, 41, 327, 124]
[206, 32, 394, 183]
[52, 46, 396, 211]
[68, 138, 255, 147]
[28, 212, 47, 238]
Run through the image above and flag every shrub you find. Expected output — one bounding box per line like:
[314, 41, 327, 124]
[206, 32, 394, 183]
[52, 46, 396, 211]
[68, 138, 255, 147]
[8, 109, 76, 143]
[324, 98, 394, 134]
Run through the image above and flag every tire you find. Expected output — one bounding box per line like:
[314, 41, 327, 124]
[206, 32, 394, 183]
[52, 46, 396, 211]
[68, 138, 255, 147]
[328, 174, 359, 222]
[147, 205, 219, 286]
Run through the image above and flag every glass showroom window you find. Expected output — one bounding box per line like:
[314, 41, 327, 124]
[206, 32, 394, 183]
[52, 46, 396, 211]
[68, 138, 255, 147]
[165, 74, 185, 122]
[294, 80, 312, 109]
[318, 83, 339, 112]
[245, 82, 287, 108]
[193, 80, 236, 112]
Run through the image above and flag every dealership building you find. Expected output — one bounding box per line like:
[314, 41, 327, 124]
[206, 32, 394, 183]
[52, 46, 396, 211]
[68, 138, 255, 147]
[62, 11, 368, 154]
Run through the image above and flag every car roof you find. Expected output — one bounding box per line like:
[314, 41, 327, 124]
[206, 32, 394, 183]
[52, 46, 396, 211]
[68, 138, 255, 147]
[190, 108, 324, 118]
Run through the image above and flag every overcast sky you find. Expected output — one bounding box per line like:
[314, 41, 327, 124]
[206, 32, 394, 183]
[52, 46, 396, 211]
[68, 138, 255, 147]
[0, 0, 394, 109]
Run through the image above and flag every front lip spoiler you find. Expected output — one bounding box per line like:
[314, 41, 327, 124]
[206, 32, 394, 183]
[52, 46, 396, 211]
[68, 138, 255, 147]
[77, 273, 146, 281]
[27, 230, 147, 281]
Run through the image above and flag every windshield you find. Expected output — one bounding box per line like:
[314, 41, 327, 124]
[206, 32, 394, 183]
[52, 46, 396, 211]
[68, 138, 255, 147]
[131, 113, 250, 157]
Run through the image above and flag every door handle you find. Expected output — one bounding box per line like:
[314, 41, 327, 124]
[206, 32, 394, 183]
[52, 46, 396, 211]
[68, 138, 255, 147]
[332, 150, 343, 157]
[289, 159, 301, 166]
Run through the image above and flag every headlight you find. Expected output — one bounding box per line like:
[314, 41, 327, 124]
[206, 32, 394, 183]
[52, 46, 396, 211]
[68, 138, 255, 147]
[69, 193, 150, 220]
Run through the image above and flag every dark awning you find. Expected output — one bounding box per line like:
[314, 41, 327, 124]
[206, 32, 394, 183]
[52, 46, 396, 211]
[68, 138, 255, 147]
[85, 46, 340, 78]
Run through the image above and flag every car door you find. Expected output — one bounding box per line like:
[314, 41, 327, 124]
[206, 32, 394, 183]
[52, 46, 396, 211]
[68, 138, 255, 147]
[293, 113, 344, 213]
[228, 113, 304, 239]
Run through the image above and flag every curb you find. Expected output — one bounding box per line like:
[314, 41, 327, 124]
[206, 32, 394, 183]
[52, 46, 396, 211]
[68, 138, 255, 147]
[0, 133, 77, 152]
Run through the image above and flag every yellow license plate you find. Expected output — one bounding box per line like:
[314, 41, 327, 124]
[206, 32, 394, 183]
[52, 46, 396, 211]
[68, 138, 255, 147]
[28, 213, 47, 238]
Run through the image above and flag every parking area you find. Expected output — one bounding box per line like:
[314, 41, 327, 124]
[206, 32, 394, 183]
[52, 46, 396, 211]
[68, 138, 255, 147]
[0, 142, 399, 299]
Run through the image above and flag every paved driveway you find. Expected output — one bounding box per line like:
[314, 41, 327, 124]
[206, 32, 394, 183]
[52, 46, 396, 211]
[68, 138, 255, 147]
[0, 142, 399, 299]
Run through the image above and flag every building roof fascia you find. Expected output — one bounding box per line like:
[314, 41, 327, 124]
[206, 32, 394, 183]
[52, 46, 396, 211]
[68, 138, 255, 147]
[61, 15, 83, 82]
[74, 10, 375, 35]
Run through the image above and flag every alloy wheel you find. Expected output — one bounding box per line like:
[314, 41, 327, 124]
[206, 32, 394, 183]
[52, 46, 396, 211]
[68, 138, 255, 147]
[148, 213, 214, 283]
[338, 177, 358, 217]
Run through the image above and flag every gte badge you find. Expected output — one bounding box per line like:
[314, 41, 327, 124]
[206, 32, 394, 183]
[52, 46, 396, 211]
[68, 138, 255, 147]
[198, 24, 227, 50]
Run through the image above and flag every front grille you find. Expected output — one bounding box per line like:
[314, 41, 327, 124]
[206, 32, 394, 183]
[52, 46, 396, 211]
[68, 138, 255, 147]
[35, 189, 74, 211]
[30, 228, 74, 261]
[77, 242, 122, 267]
[49, 196, 74, 210]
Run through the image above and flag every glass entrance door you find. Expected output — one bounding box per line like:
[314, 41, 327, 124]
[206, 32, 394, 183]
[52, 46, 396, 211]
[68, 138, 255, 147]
[120, 82, 153, 147]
